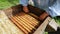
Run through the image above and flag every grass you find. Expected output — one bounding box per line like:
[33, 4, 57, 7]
[54, 17, 60, 25]
[0, 0, 60, 34]
[0, 0, 19, 10]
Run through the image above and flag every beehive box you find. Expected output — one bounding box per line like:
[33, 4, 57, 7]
[0, 5, 58, 34]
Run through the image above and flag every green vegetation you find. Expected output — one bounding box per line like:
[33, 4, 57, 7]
[0, 0, 19, 10]
[45, 32, 48, 34]
[54, 17, 60, 25]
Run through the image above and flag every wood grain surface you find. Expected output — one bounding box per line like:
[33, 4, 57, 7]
[0, 11, 24, 34]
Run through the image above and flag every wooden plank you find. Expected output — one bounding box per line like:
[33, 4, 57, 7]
[46, 19, 59, 32]
[33, 17, 51, 34]
[0, 11, 24, 34]
[49, 19, 58, 31]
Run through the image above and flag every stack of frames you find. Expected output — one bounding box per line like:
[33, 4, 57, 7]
[9, 12, 40, 34]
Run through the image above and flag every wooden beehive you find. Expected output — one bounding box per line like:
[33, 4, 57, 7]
[0, 5, 58, 34]
[1, 5, 48, 34]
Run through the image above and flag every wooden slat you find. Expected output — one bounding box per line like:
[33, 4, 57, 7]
[33, 17, 51, 34]
[0, 11, 24, 34]
[46, 19, 59, 32]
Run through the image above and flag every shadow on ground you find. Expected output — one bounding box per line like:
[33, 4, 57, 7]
[48, 27, 60, 34]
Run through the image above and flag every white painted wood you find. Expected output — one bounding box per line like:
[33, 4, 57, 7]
[49, 19, 59, 31]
